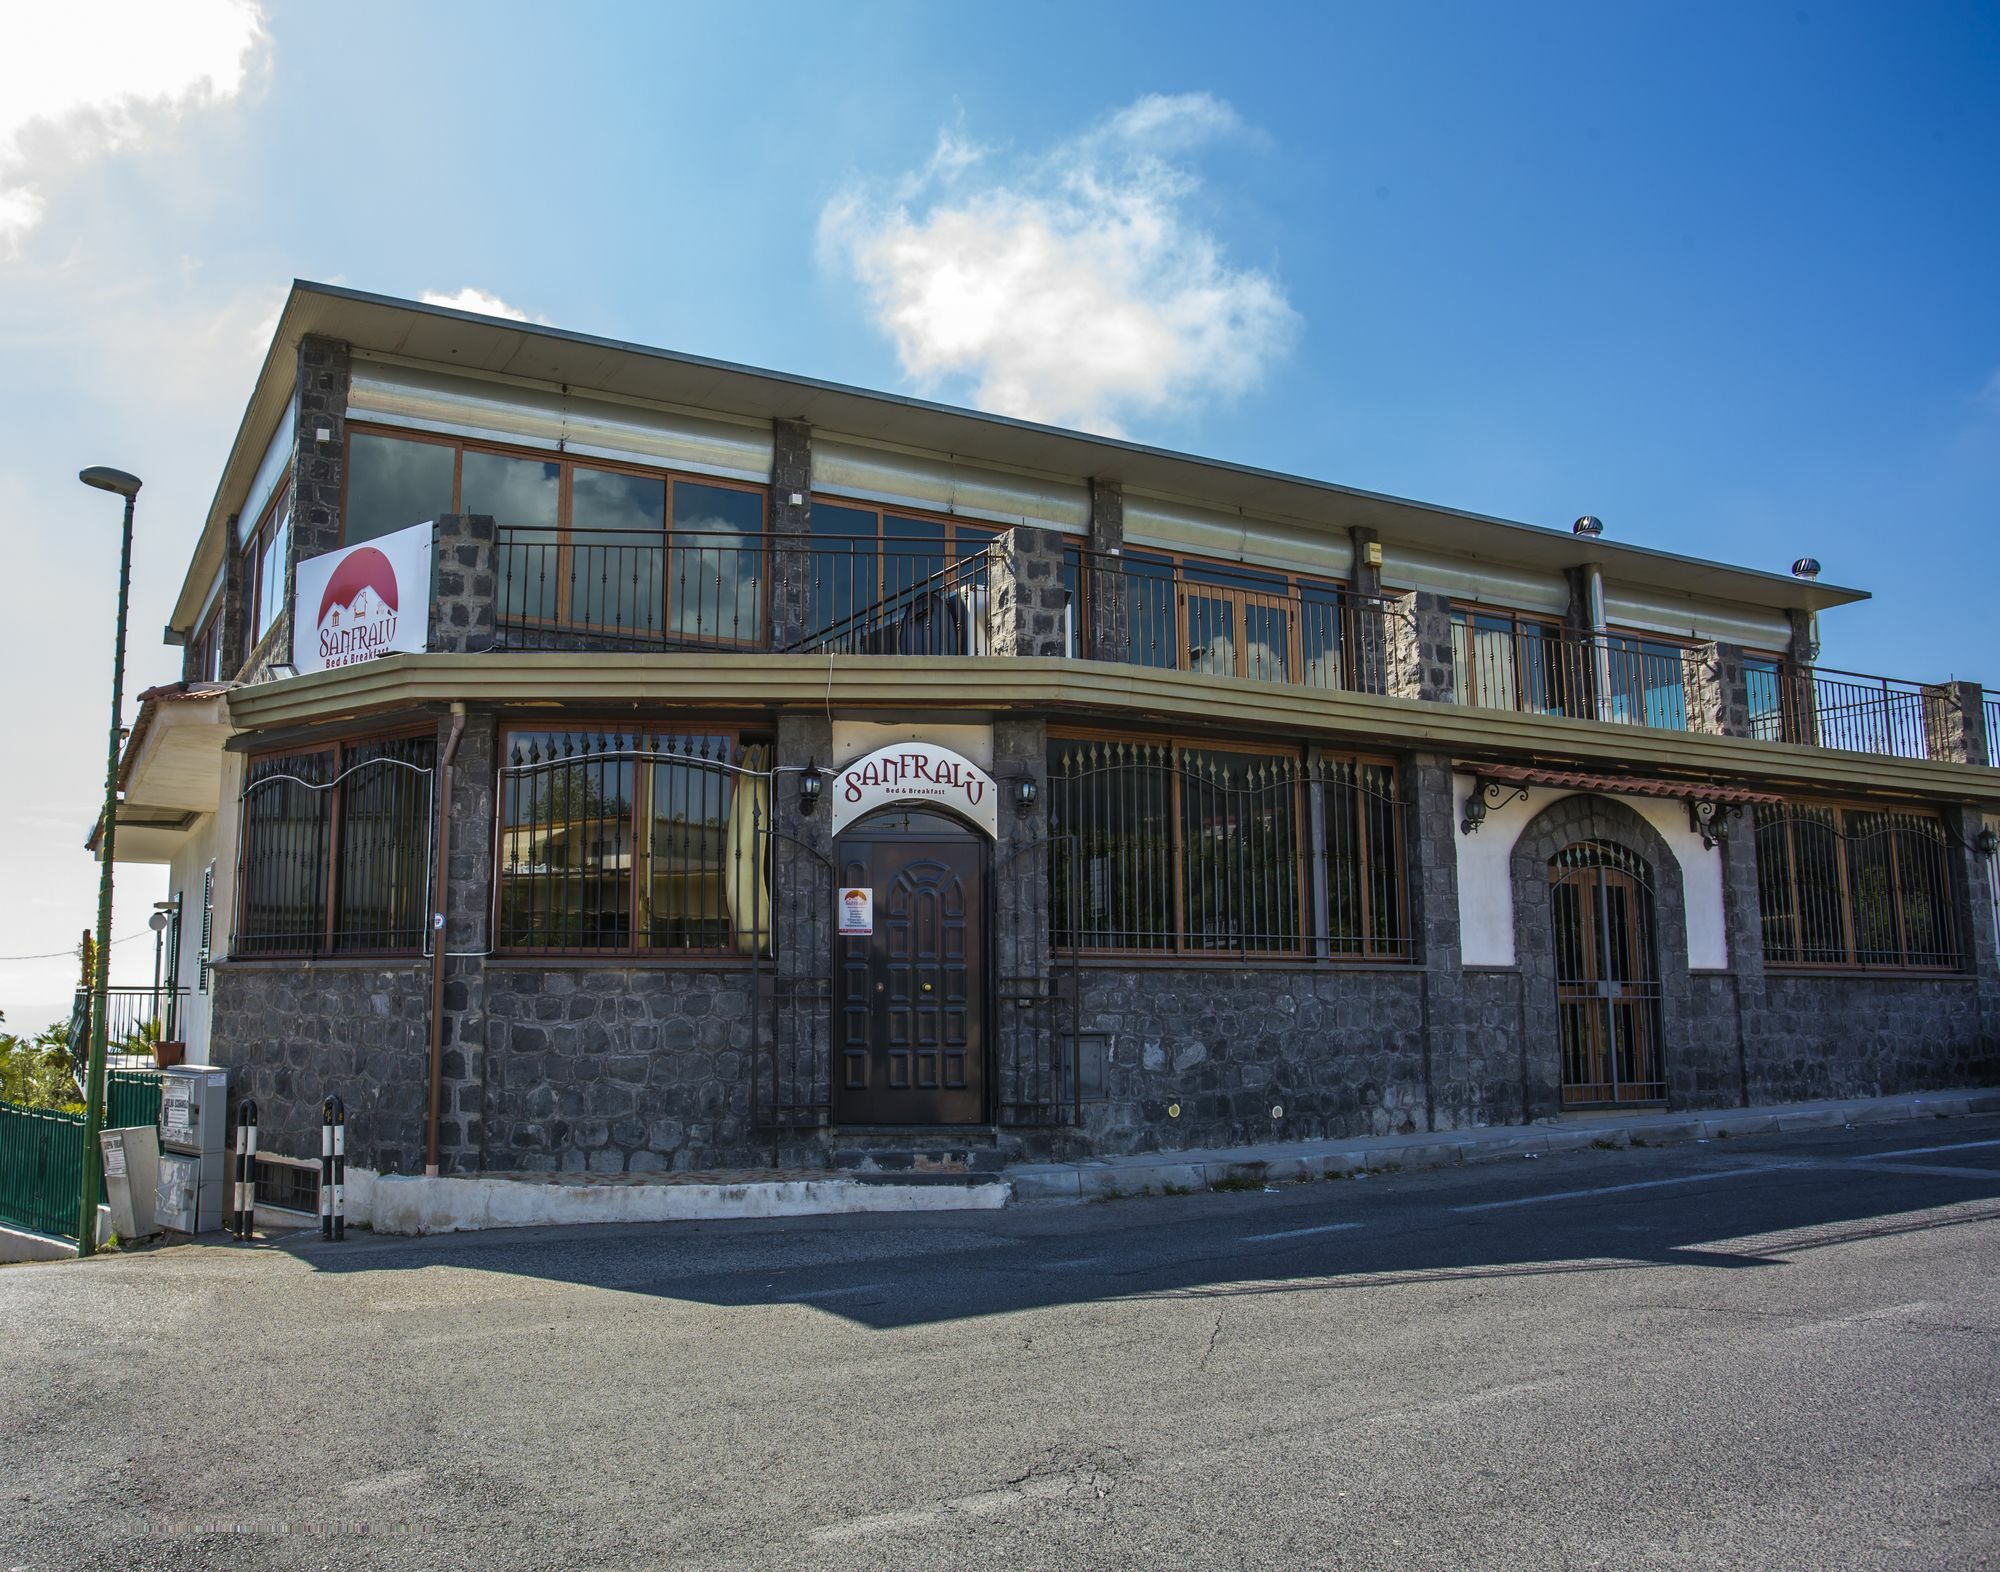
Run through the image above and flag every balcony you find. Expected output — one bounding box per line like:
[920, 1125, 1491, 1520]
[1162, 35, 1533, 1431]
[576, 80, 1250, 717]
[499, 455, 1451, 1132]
[454, 518, 1996, 769]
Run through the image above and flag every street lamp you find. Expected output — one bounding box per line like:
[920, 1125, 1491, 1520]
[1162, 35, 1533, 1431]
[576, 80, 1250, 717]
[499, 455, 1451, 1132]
[77, 464, 141, 1257]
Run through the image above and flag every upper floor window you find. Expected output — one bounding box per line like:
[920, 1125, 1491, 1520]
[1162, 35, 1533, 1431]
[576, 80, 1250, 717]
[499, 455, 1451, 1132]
[1072, 548, 1358, 689]
[1753, 800, 1962, 970]
[805, 503, 999, 646]
[243, 486, 291, 654]
[345, 430, 455, 545]
[344, 425, 767, 646]
[1449, 608, 1692, 729]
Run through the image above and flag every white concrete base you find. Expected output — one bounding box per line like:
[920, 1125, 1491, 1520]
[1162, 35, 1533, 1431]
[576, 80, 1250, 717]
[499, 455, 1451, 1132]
[0, 1205, 112, 1263]
[361, 1168, 1010, 1237]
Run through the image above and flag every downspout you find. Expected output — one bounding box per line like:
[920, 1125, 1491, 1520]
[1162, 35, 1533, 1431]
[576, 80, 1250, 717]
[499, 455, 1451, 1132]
[1584, 562, 1613, 721]
[425, 703, 467, 1177]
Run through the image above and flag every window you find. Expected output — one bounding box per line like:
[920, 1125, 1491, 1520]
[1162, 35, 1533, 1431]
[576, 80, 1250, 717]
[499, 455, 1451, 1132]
[804, 503, 997, 644]
[1450, 610, 1691, 728]
[344, 430, 455, 545]
[1745, 654, 1786, 741]
[1074, 548, 1358, 689]
[1047, 735, 1409, 960]
[1449, 608, 1575, 717]
[189, 607, 224, 684]
[348, 426, 769, 646]
[236, 734, 436, 956]
[496, 729, 767, 955]
[1753, 801, 1963, 969]
[241, 486, 291, 655]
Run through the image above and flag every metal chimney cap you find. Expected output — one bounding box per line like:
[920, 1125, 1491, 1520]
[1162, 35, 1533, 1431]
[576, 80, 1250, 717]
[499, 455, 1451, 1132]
[1572, 515, 1604, 537]
[1791, 557, 1822, 580]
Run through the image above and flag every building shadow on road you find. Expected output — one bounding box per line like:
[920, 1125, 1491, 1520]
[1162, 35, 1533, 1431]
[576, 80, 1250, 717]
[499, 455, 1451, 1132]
[263, 1150, 2000, 1332]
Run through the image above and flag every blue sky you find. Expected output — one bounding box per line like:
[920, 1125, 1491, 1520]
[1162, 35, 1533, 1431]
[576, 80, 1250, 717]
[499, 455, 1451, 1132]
[0, 0, 1995, 1022]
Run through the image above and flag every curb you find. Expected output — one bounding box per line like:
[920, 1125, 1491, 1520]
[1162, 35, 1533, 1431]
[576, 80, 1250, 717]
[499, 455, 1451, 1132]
[1003, 1088, 2000, 1203]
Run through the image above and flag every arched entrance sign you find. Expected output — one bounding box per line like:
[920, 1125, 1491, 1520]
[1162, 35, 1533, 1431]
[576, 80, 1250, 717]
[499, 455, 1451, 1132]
[829, 743, 998, 839]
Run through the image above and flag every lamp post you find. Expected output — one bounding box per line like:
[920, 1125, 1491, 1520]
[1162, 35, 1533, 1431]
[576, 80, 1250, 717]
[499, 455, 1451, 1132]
[77, 465, 141, 1256]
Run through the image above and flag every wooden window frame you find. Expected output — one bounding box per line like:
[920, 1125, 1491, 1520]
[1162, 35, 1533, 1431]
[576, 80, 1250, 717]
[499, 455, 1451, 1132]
[343, 423, 773, 646]
[241, 482, 293, 662]
[803, 497, 1004, 634]
[1084, 545, 1353, 685]
[234, 725, 437, 960]
[1753, 796, 1965, 974]
[492, 721, 764, 961]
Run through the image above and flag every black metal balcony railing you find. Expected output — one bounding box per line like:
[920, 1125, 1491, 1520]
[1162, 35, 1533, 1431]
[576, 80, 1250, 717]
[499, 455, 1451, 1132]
[1070, 549, 1404, 695]
[498, 529, 770, 650]
[1756, 666, 1954, 761]
[1449, 622, 1700, 731]
[70, 986, 188, 1053]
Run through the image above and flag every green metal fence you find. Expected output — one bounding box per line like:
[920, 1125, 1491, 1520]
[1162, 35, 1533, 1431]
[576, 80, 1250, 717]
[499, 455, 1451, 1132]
[105, 1068, 162, 1133]
[0, 1100, 87, 1239]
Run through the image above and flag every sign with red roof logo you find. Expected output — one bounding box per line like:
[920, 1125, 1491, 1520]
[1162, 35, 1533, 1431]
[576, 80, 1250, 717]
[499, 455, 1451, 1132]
[292, 520, 433, 674]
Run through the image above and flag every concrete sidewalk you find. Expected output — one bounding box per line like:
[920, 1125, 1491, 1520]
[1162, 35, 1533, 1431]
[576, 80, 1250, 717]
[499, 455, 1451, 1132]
[1002, 1087, 2000, 1202]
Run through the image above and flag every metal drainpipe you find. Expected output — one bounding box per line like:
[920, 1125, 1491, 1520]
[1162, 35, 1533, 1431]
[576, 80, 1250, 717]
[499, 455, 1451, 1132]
[425, 703, 467, 1177]
[1585, 562, 1613, 721]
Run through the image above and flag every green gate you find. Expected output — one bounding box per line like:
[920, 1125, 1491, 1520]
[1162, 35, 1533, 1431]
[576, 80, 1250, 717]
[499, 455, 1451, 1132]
[0, 1100, 87, 1239]
[105, 1068, 162, 1133]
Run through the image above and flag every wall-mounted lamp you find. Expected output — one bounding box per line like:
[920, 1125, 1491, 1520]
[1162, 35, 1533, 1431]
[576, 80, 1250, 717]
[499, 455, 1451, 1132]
[1460, 788, 1487, 836]
[1976, 828, 1998, 859]
[799, 760, 823, 813]
[268, 661, 298, 680]
[1014, 778, 1039, 814]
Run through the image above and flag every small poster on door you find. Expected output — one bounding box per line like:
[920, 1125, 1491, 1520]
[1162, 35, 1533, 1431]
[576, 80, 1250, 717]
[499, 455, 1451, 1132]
[838, 887, 874, 937]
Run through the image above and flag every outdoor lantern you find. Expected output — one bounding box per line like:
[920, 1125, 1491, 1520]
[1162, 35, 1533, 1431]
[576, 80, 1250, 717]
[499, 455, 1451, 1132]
[1460, 786, 1488, 836]
[1977, 828, 1999, 859]
[1014, 778, 1038, 813]
[800, 760, 823, 813]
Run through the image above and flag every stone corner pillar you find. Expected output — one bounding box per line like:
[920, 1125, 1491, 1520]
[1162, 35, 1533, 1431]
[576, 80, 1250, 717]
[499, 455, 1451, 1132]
[1388, 590, 1456, 704]
[437, 709, 495, 1175]
[1921, 680, 1989, 766]
[769, 419, 813, 650]
[430, 514, 498, 653]
[989, 525, 1068, 658]
[1686, 640, 1753, 738]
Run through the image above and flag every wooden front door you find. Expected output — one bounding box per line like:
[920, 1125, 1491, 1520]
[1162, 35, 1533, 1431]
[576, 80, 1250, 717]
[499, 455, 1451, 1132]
[835, 810, 985, 1125]
[1551, 847, 1666, 1105]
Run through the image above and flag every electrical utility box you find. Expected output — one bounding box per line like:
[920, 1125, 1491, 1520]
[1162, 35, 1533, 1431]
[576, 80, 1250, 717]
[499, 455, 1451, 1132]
[99, 1125, 160, 1241]
[156, 1064, 230, 1234]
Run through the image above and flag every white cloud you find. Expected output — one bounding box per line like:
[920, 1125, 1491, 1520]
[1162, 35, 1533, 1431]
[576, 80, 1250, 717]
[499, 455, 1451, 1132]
[820, 92, 1299, 436]
[420, 287, 546, 324]
[0, 0, 267, 257]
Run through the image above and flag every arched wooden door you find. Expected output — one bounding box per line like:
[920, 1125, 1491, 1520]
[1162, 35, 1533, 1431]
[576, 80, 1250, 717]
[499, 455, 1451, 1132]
[835, 808, 986, 1125]
[1549, 842, 1666, 1105]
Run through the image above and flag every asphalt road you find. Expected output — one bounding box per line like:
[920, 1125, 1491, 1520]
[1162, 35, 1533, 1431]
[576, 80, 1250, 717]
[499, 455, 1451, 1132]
[4, 1116, 1998, 1572]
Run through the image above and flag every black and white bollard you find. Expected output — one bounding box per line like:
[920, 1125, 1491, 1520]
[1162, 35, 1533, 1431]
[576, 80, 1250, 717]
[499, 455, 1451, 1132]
[232, 1099, 259, 1242]
[320, 1094, 346, 1241]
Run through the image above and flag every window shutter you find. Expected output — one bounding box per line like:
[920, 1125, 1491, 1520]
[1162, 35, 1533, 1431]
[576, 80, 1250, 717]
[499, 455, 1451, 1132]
[197, 863, 215, 992]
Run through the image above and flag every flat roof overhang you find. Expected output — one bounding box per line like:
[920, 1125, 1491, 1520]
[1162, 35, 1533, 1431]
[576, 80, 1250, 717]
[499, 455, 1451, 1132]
[221, 652, 2000, 810]
[170, 281, 1871, 631]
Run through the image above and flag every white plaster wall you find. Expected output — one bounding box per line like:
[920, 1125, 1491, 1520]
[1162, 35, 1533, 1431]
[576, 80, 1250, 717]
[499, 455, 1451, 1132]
[163, 817, 219, 1058]
[1452, 774, 1728, 971]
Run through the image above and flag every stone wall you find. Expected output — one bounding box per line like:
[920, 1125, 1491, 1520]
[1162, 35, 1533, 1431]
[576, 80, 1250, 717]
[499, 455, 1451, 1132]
[1070, 965, 1430, 1153]
[478, 965, 764, 1173]
[209, 960, 431, 1173]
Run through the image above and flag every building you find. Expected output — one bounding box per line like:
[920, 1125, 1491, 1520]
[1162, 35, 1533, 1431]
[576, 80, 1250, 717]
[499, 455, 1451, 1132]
[102, 281, 2000, 1191]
